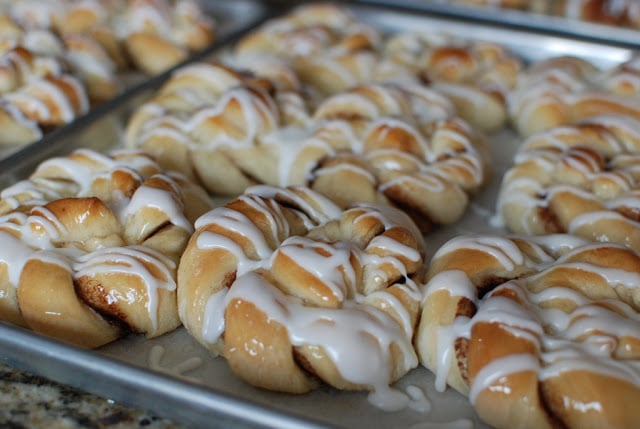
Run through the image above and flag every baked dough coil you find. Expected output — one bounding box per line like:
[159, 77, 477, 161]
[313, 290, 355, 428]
[235, 3, 380, 61]
[553, 0, 640, 28]
[495, 114, 640, 253]
[0, 148, 213, 348]
[125, 61, 490, 231]
[509, 55, 640, 137]
[382, 32, 523, 132]
[178, 185, 424, 409]
[114, 0, 216, 75]
[417, 233, 640, 429]
[0, 18, 124, 145]
[233, 3, 403, 101]
[234, 3, 523, 133]
[0, 14, 121, 103]
[308, 83, 490, 231]
[0, 73, 89, 145]
[123, 62, 312, 195]
[2, 0, 216, 75]
[0, 45, 64, 94]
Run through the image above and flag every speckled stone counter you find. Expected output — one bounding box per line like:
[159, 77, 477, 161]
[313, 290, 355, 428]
[0, 362, 184, 429]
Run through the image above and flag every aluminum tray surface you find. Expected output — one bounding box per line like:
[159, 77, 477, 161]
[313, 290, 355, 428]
[0, 0, 271, 163]
[0, 3, 637, 429]
[355, 0, 640, 49]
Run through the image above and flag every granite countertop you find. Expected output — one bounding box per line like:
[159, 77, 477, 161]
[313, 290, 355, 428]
[0, 361, 184, 429]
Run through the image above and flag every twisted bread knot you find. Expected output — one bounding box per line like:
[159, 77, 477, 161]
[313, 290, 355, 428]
[235, 3, 379, 59]
[2, 0, 216, 75]
[383, 32, 522, 132]
[234, 3, 395, 98]
[309, 83, 489, 231]
[509, 55, 640, 136]
[117, 0, 216, 74]
[0, 148, 213, 348]
[554, 0, 640, 28]
[417, 233, 640, 429]
[0, 10, 120, 103]
[124, 62, 311, 195]
[496, 115, 640, 253]
[62, 33, 121, 103]
[0, 13, 123, 144]
[0, 46, 64, 94]
[0, 74, 89, 144]
[178, 185, 424, 408]
[126, 63, 489, 231]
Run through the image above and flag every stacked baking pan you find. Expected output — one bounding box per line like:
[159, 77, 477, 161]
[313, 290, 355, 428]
[0, 1, 639, 428]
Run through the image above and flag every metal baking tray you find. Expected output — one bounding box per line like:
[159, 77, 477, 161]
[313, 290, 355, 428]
[354, 0, 640, 49]
[0, 0, 273, 162]
[0, 2, 637, 429]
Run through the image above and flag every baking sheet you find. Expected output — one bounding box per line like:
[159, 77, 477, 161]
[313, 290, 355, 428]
[0, 3, 637, 429]
[354, 0, 640, 49]
[0, 0, 273, 163]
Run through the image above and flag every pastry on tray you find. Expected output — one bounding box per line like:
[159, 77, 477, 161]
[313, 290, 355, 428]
[417, 233, 640, 429]
[495, 114, 640, 253]
[125, 60, 490, 232]
[178, 185, 425, 409]
[383, 32, 523, 132]
[0, 0, 216, 146]
[3, 0, 216, 75]
[0, 148, 212, 348]
[234, 3, 523, 133]
[509, 55, 640, 136]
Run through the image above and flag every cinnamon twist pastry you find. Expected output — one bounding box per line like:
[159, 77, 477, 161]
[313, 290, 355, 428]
[383, 32, 523, 132]
[0, 148, 213, 348]
[0, 11, 120, 104]
[178, 185, 424, 408]
[0, 74, 89, 145]
[116, 0, 216, 74]
[0, 46, 63, 94]
[233, 3, 397, 99]
[309, 83, 490, 231]
[2, 0, 216, 75]
[235, 3, 380, 60]
[554, 0, 640, 28]
[62, 33, 121, 103]
[417, 233, 640, 429]
[496, 114, 640, 253]
[124, 62, 311, 195]
[125, 62, 489, 231]
[509, 55, 640, 136]
[0, 16, 121, 144]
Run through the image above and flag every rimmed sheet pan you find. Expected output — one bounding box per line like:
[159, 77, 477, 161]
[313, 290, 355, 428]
[0, 3, 636, 428]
